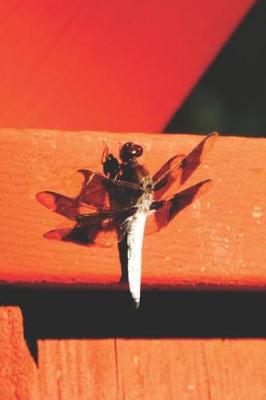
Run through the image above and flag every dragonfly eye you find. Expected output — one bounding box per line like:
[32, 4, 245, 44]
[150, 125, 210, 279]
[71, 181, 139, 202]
[120, 142, 143, 162]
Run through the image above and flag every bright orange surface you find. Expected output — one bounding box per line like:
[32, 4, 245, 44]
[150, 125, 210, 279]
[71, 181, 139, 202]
[0, 129, 265, 288]
[0, 1, 255, 131]
[0, 130, 265, 400]
[1, 307, 266, 399]
[0, 2, 263, 398]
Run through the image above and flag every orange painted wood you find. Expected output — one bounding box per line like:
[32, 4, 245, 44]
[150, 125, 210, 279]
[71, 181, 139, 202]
[32, 339, 266, 399]
[0, 309, 266, 400]
[0, 1, 255, 131]
[0, 130, 266, 399]
[0, 307, 36, 399]
[0, 129, 265, 289]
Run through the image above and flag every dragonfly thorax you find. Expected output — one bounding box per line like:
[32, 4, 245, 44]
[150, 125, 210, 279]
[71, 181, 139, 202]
[135, 190, 154, 212]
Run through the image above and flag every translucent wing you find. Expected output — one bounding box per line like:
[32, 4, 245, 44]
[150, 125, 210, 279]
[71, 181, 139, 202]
[145, 179, 213, 235]
[43, 207, 137, 248]
[36, 166, 143, 248]
[152, 154, 185, 200]
[36, 169, 144, 218]
[153, 132, 218, 200]
[77, 169, 143, 210]
[36, 191, 98, 219]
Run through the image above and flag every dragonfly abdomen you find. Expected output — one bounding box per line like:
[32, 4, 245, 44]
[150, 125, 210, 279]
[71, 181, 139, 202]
[126, 211, 148, 308]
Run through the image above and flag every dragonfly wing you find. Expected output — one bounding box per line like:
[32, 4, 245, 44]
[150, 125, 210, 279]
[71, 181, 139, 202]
[77, 169, 143, 210]
[153, 132, 218, 200]
[36, 169, 143, 218]
[152, 154, 185, 200]
[145, 179, 213, 235]
[36, 191, 97, 218]
[43, 207, 137, 248]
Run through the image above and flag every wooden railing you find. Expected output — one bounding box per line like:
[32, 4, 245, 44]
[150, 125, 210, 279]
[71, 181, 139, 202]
[0, 129, 265, 399]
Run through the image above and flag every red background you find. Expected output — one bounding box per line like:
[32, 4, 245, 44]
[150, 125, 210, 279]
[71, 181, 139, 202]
[1, 2, 265, 400]
[0, 0, 254, 132]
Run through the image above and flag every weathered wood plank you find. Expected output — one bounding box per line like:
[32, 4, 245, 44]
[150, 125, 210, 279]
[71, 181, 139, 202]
[1, 312, 265, 400]
[0, 307, 36, 399]
[0, 130, 265, 400]
[0, 129, 265, 288]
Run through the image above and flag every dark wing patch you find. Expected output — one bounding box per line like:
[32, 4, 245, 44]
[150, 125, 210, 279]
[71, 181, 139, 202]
[77, 169, 143, 210]
[36, 169, 144, 217]
[145, 179, 213, 235]
[43, 207, 137, 248]
[153, 132, 218, 200]
[152, 154, 185, 200]
[36, 191, 97, 218]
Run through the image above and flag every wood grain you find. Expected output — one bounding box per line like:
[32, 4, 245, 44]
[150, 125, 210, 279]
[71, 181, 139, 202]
[1, 311, 265, 400]
[0, 129, 265, 289]
[29, 338, 266, 400]
[0, 130, 265, 400]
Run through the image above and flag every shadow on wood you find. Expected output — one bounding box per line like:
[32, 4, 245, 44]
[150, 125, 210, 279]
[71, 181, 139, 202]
[1, 287, 266, 363]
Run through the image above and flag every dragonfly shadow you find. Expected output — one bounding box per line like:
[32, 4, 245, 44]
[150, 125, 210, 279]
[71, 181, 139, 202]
[118, 235, 129, 283]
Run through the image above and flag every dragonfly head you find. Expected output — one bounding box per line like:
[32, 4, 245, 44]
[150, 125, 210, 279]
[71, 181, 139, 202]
[120, 142, 143, 162]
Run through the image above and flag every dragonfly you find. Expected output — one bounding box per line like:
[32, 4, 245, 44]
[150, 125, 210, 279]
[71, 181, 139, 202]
[36, 132, 218, 307]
